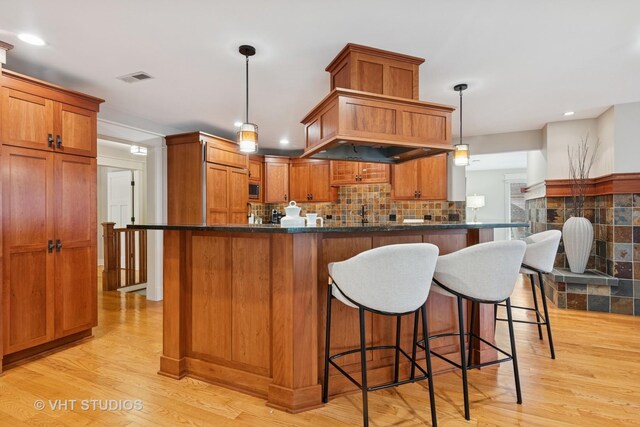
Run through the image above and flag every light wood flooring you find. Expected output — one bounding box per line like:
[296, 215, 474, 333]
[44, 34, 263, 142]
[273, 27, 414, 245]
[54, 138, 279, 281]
[1, 276, 639, 426]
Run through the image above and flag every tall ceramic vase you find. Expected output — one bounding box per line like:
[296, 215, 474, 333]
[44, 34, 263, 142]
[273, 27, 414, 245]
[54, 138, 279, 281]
[562, 216, 593, 274]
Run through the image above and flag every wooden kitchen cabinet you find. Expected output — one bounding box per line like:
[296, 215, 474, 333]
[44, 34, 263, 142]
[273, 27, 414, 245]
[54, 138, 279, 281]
[2, 145, 97, 353]
[264, 156, 289, 203]
[248, 155, 263, 183]
[206, 163, 248, 224]
[1, 78, 97, 157]
[391, 154, 447, 200]
[289, 159, 337, 202]
[167, 131, 249, 224]
[330, 160, 390, 185]
[0, 69, 102, 368]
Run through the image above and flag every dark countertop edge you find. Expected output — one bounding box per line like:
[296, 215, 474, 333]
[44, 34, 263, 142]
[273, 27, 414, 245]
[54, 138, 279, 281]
[127, 222, 529, 233]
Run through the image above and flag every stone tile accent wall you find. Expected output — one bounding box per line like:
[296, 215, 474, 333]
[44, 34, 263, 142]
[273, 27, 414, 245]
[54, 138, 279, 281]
[251, 183, 465, 225]
[527, 193, 640, 315]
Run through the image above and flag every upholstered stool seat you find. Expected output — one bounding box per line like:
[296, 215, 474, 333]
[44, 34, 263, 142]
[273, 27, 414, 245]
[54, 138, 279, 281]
[495, 230, 561, 359]
[420, 240, 527, 421]
[324, 243, 440, 427]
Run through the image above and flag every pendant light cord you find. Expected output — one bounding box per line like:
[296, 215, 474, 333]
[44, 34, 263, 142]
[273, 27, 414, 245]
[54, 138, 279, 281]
[459, 89, 463, 145]
[245, 55, 249, 123]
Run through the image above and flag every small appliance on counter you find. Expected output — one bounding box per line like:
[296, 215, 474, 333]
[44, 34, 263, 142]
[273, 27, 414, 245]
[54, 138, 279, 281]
[271, 209, 283, 224]
[305, 213, 324, 227]
[280, 201, 306, 227]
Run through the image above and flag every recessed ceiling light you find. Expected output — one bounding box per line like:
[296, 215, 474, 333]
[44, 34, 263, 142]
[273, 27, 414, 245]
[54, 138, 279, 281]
[279, 139, 289, 145]
[18, 33, 46, 46]
[564, 111, 575, 116]
[234, 121, 243, 127]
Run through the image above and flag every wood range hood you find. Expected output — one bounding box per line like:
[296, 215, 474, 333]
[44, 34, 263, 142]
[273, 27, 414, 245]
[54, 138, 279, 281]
[300, 44, 456, 164]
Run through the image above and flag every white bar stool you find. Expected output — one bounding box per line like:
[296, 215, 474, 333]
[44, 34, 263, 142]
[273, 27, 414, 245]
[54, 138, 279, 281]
[420, 240, 526, 421]
[495, 230, 561, 359]
[323, 243, 440, 427]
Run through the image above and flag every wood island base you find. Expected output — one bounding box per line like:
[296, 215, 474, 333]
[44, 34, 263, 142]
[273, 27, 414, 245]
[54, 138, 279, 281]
[149, 223, 517, 413]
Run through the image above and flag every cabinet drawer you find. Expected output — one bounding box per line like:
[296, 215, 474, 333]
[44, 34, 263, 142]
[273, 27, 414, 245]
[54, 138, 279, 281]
[207, 143, 247, 169]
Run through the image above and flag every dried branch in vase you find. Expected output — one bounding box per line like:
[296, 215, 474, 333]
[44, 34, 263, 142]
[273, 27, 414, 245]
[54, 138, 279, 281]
[566, 133, 599, 218]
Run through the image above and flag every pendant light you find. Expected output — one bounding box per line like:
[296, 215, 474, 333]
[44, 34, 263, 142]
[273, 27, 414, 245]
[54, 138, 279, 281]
[453, 83, 470, 166]
[237, 45, 258, 153]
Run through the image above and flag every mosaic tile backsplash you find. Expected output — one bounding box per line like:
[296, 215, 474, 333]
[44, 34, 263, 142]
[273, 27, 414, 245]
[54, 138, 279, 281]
[251, 184, 465, 225]
[526, 193, 640, 315]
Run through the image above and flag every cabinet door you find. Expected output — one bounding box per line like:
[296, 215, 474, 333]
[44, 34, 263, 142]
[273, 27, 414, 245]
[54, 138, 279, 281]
[2, 146, 55, 354]
[265, 162, 289, 203]
[1, 87, 54, 151]
[391, 160, 419, 200]
[248, 159, 262, 183]
[309, 162, 334, 202]
[206, 164, 229, 224]
[360, 163, 390, 183]
[418, 154, 447, 200]
[56, 103, 97, 157]
[228, 168, 248, 224]
[54, 154, 97, 337]
[289, 163, 310, 202]
[330, 161, 358, 185]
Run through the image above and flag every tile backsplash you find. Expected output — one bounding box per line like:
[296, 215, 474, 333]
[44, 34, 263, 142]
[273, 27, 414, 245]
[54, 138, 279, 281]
[251, 183, 465, 225]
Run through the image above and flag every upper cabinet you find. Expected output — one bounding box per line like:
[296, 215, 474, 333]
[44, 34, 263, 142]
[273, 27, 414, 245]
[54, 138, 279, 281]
[1, 71, 101, 158]
[326, 43, 423, 99]
[248, 155, 263, 183]
[289, 159, 337, 202]
[391, 154, 448, 200]
[264, 156, 289, 203]
[330, 161, 390, 185]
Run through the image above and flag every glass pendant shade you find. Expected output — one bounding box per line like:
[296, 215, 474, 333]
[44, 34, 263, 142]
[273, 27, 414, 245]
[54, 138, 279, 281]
[237, 123, 258, 153]
[453, 144, 470, 166]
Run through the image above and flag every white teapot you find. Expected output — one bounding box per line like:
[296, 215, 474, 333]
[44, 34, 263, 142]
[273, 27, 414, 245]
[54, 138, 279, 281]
[280, 201, 306, 227]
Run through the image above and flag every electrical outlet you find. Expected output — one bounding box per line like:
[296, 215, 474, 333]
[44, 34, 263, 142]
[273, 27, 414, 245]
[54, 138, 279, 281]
[389, 214, 397, 221]
[326, 214, 333, 219]
[424, 214, 432, 220]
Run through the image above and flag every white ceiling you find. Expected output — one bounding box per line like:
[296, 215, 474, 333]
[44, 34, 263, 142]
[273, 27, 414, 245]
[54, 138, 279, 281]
[2, 0, 639, 150]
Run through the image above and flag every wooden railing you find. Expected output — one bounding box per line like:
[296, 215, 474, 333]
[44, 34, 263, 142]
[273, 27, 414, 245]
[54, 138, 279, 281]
[102, 222, 147, 291]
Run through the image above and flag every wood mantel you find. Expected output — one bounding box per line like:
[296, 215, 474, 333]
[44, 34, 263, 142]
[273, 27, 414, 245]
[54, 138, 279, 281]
[132, 222, 525, 413]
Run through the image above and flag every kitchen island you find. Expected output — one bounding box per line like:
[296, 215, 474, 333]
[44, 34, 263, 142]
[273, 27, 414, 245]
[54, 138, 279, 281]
[129, 222, 527, 413]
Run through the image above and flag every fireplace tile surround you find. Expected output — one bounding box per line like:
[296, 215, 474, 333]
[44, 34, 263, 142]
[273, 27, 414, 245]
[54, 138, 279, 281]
[527, 193, 640, 315]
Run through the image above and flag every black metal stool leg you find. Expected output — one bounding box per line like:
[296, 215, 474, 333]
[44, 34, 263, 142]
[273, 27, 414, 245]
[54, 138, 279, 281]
[359, 307, 369, 427]
[467, 301, 477, 368]
[394, 315, 401, 384]
[322, 285, 333, 403]
[457, 296, 470, 420]
[505, 298, 522, 404]
[410, 309, 419, 380]
[529, 274, 543, 340]
[493, 303, 498, 330]
[537, 271, 556, 359]
[421, 303, 438, 427]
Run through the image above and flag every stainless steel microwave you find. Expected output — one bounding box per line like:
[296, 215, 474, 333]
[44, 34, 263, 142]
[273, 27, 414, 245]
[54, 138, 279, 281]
[248, 183, 260, 200]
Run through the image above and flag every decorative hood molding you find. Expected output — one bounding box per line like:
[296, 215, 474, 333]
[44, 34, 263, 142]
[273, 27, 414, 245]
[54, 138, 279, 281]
[300, 44, 455, 164]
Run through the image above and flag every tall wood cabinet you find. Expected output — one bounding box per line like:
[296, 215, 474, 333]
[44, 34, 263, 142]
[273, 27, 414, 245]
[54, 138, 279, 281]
[0, 69, 103, 368]
[391, 154, 448, 200]
[167, 131, 248, 225]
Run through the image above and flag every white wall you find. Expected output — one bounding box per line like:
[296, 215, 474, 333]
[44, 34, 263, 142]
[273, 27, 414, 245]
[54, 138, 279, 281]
[464, 129, 542, 155]
[613, 102, 640, 173]
[545, 119, 599, 180]
[466, 168, 527, 240]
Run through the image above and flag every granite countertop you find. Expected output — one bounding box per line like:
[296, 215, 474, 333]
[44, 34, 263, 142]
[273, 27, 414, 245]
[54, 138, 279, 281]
[128, 221, 529, 233]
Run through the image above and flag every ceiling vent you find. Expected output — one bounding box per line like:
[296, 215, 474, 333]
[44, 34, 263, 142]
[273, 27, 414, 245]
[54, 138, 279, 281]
[117, 71, 154, 83]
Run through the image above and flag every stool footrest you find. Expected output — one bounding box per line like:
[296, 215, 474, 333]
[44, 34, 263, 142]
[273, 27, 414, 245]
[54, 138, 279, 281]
[496, 317, 547, 325]
[419, 332, 514, 367]
[328, 344, 430, 392]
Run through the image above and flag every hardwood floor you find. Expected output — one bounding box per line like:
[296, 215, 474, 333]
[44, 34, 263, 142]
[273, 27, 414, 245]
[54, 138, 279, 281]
[1, 276, 639, 426]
